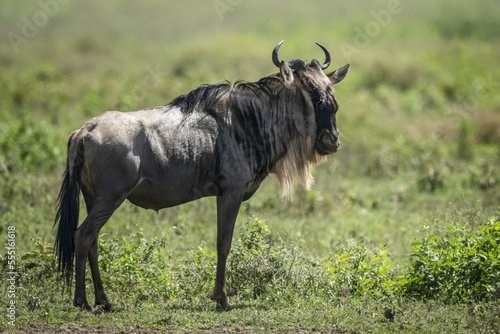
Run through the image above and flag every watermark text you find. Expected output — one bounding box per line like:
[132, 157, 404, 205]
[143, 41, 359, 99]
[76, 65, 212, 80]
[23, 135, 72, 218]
[6, 226, 17, 327]
[6, 0, 71, 54]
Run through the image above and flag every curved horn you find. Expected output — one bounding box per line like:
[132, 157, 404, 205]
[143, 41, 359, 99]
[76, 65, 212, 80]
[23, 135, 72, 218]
[315, 42, 331, 70]
[272, 40, 284, 68]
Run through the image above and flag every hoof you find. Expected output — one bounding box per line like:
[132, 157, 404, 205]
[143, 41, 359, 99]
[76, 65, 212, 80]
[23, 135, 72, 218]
[211, 295, 229, 308]
[95, 302, 113, 312]
[211, 286, 230, 308]
[74, 298, 92, 311]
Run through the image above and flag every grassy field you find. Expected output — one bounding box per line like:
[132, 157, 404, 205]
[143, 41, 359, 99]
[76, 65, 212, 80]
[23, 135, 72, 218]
[1, 1, 500, 333]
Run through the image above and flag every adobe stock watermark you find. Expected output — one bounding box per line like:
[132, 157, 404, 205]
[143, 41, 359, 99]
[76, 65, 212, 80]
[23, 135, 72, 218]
[340, 0, 412, 61]
[213, 0, 243, 21]
[6, 0, 72, 54]
[5, 226, 17, 327]
[121, 64, 168, 111]
[457, 74, 499, 114]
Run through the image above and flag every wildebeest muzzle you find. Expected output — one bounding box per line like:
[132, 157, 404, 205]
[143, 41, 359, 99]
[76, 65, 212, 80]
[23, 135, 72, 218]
[316, 128, 339, 155]
[313, 93, 339, 155]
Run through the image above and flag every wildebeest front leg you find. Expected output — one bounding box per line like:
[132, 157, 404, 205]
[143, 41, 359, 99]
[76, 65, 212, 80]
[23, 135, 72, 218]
[212, 190, 244, 307]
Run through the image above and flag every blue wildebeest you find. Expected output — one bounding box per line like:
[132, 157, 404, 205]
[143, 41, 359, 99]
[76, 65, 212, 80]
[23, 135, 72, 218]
[54, 41, 349, 310]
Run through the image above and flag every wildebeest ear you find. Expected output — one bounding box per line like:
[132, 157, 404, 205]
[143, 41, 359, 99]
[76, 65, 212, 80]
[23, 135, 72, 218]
[280, 61, 294, 88]
[328, 64, 350, 85]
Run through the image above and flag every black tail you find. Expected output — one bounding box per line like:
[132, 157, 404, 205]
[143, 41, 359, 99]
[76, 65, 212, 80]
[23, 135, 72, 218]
[54, 137, 83, 285]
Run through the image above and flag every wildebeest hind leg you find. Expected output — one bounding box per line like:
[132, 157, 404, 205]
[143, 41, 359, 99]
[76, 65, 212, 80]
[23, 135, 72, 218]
[74, 195, 127, 310]
[89, 236, 112, 310]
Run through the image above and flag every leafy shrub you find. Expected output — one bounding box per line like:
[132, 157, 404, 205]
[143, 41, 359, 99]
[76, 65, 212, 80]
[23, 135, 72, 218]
[174, 242, 216, 301]
[321, 239, 396, 299]
[175, 219, 309, 303]
[177, 219, 397, 304]
[226, 219, 325, 303]
[10, 236, 57, 287]
[402, 212, 500, 302]
[97, 230, 175, 304]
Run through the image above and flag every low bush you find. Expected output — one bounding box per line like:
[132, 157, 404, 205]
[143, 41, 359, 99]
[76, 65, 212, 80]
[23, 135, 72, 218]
[402, 211, 500, 302]
[97, 230, 176, 305]
[177, 219, 396, 305]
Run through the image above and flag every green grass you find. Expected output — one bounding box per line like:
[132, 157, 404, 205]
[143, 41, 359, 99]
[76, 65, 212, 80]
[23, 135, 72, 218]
[1, 0, 500, 332]
[2, 218, 500, 333]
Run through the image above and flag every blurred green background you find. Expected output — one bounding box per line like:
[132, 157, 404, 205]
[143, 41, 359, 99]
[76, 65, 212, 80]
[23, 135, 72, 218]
[1, 0, 499, 262]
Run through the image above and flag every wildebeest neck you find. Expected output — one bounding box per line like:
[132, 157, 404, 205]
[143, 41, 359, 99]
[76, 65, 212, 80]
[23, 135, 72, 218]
[167, 76, 321, 196]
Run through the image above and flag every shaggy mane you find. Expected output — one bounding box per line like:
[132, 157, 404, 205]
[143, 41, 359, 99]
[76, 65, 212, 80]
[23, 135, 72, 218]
[272, 137, 326, 199]
[168, 74, 324, 198]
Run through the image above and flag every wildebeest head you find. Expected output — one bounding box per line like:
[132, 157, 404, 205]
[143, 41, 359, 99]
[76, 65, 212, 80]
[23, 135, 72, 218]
[272, 41, 349, 155]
